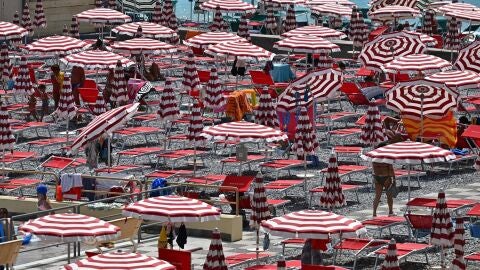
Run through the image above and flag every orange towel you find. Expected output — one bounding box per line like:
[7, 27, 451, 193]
[402, 111, 457, 147]
[225, 91, 253, 121]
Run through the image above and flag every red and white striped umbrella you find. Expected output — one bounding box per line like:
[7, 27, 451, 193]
[311, 4, 352, 18]
[111, 38, 177, 55]
[272, 0, 305, 5]
[0, 44, 12, 82]
[200, 0, 256, 13]
[135, 25, 143, 37]
[431, 189, 454, 247]
[93, 92, 107, 116]
[112, 60, 128, 106]
[188, 100, 205, 146]
[238, 14, 251, 42]
[369, 0, 417, 13]
[265, 2, 277, 33]
[70, 17, 80, 39]
[361, 141, 456, 164]
[422, 9, 435, 36]
[33, 0, 46, 29]
[203, 228, 228, 270]
[261, 210, 367, 239]
[292, 107, 319, 160]
[12, 11, 20, 25]
[274, 35, 340, 53]
[20, 213, 120, 243]
[204, 67, 225, 111]
[13, 56, 34, 97]
[403, 31, 437, 47]
[282, 25, 346, 40]
[385, 80, 458, 120]
[382, 54, 452, 74]
[277, 256, 286, 270]
[54, 76, 77, 121]
[112, 22, 177, 39]
[445, 17, 462, 51]
[251, 178, 271, 228]
[205, 41, 275, 60]
[182, 52, 200, 93]
[0, 104, 15, 152]
[446, 10, 480, 22]
[361, 100, 386, 146]
[283, 5, 297, 33]
[210, 6, 228, 32]
[65, 252, 175, 270]
[425, 70, 480, 91]
[454, 41, 480, 73]
[320, 151, 346, 209]
[201, 121, 288, 142]
[21, 3, 33, 35]
[451, 217, 466, 270]
[306, 0, 355, 6]
[277, 68, 343, 112]
[183, 32, 245, 49]
[152, 1, 162, 24]
[75, 8, 132, 25]
[359, 31, 427, 72]
[123, 195, 221, 222]
[437, 2, 479, 13]
[25, 36, 90, 55]
[381, 239, 400, 270]
[161, 0, 173, 27]
[69, 103, 139, 154]
[0, 21, 28, 40]
[167, 10, 179, 44]
[157, 79, 180, 122]
[369, 5, 421, 22]
[254, 87, 279, 128]
[62, 24, 69, 36]
[61, 50, 135, 69]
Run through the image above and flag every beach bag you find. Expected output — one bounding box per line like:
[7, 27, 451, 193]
[386, 181, 399, 198]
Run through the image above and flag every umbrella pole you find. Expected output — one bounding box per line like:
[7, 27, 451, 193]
[303, 152, 307, 197]
[107, 133, 112, 168]
[67, 242, 71, 263]
[420, 93, 424, 143]
[407, 164, 411, 202]
[256, 227, 260, 264]
[66, 118, 70, 144]
[193, 142, 197, 177]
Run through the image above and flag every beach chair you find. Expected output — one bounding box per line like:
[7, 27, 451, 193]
[0, 239, 22, 270]
[406, 197, 476, 216]
[318, 111, 361, 130]
[404, 213, 433, 242]
[156, 149, 206, 169]
[220, 154, 267, 174]
[131, 113, 158, 126]
[361, 216, 407, 238]
[249, 70, 289, 97]
[333, 238, 388, 269]
[145, 170, 194, 181]
[259, 159, 309, 179]
[326, 128, 362, 145]
[185, 174, 227, 185]
[113, 126, 162, 149]
[11, 121, 52, 140]
[225, 252, 272, 267]
[265, 179, 304, 197]
[281, 238, 306, 255]
[332, 146, 363, 164]
[94, 165, 149, 175]
[309, 184, 362, 206]
[26, 137, 69, 155]
[0, 178, 42, 196]
[370, 242, 432, 269]
[96, 217, 142, 253]
[339, 82, 370, 111]
[245, 260, 302, 270]
[38, 156, 86, 175]
[0, 151, 38, 170]
[320, 165, 371, 186]
[466, 252, 480, 268]
[116, 147, 165, 165]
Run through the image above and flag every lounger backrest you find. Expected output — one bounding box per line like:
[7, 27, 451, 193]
[83, 79, 97, 89]
[98, 217, 141, 244]
[405, 214, 433, 230]
[301, 265, 338, 270]
[0, 239, 22, 266]
[249, 70, 274, 86]
[340, 82, 369, 106]
[220, 175, 255, 193]
[78, 87, 99, 104]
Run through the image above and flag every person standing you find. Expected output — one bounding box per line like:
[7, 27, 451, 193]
[50, 64, 64, 110]
[372, 157, 396, 217]
[36, 184, 52, 212]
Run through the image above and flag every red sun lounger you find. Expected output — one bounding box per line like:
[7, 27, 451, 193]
[259, 159, 309, 179]
[332, 146, 363, 164]
[185, 174, 227, 185]
[117, 147, 165, 165]
[265, 179, 304, 197]
[225, 252, 271, 267]
[281, 238, 306, 255]
[406, 197, 476, 215]
[245, 260, 301, 270]
[11, 121, 52, 140]
[220, 154, 267, 174]
[131, 113, 158, 125]
[113, 126, 162, 149]
[320, 165, 371, 186]
[465, 252, 480, 267]
[333, 238, 388, 269]
[326, 128, 362, 145]
[0, 178, 42, 195]
[371, 242, 433, 269]
[94, 165, 149, 175]
[0, 151, 38, 170]
[26, 137, 69, 155]
[467, 203, 480, 217]
[156, 149, 206, 169]
[361, 216, 407, 238]
[39, 156, 86, 175]
[302, 265, 349, 270]
[144, 170, 194, 182]
[309, 184, 362, 206]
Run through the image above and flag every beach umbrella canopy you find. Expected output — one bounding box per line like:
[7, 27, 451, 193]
[123, 195, 221, 222]
[348, 6, 368, 48]
[75, 8, 132, 25]
[70, 17, 80, 38]
[0, 21, 28, 41]
[203, 228, 228, 270]
[21, 3, 33, 35]
[380, 239, 400, 270]
[20, 213, 120, 243]
[306, 0, 355, 6]
[64, 252, 175, 270]
[385, 80, 458, 120]
[111, 38, 177, 55]
[157, 79, 180, 122]
[261, 210, 367, 239]
[454, 41, 480, 73]
[369, 0, 418, 13]
[250, 178, 271, 228]
[277, 68, 343, 112]
[24, 36, 90, 55]
[202, 121, 288, 142]
[13, 56, 34, 97]
[358, 31, 426, 72]
[282, 25, 346, 40]
[320, 151, 346, 209]
[265, 2, 277, 32]
[431, 189, 454, 247]
[237, 14, 251, 42]
[283, 5, 297, 33]
[205, 41, 275, 60]
[61, 50, 135, 69]
[201, 0, 256, 13]
[292, 107, 319, 159]
[69, 103, 139, 154]
[183, 32, 246, 49]
[112, 60, 128, 106]
[204, 67, 225, 111]
[152, 1, 162, 24]
[210, 6, 228, 32]
[54, 76, 77, 121]
[425, 70, 480, 91]
[451, 217, 466, 270]
[382, 54, 452, 74]
[254, 87, 279, 128]
[445, 10, 480, 23]
[187, 100, 205, 147]
[311, 4, 352, 18]
[402, 31, 437, 47]
[361, 100, 386, 146]
[445, 17, 461, 51]
[112, 22, 177, 39]
[271, 0, 305, 4]
[369, 5, 421, 23]
[93, 93, 106, 116]
[274, 35, 340, 53]
[182, 52, 200, 93]
[33, 0, 46, 29]
[437, 2, 479, 13]
[0, 104, 15, 153]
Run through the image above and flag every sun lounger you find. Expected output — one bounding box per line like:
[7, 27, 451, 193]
[0, 178, 42, 195]
[327, 128, 362, 145]
[370, 242, 433, 268]
[0, 151, 37, 170]
[361, 216, 407, 238]
[394, 169, 426, 188]
[96, 217, 142, 253]
[302, 265, 349, 270]
[466, 252, 480, 267]
[165, 134, 188, 149]
[220, 154, 267, 174]
[318, 111, 361, 129]
[11, 121, 51, 140]
[467, 203, 480, 217]
[406, 197, 476, 215]
[26, 137, 69, 155]
[309, 184, 363, 206]
[113, 126, 163, 149]
[333, 238, 388, 269]
[38, 156, 86, 175]
[445, 154, 477, 174]
[332, 146, 363, 164]
[267, 199, 291, 215]
[265, 179, 304, 197]
[245, 260, 301, 270]
[144, 169, 194, 180]
[320, 165, 371, 185]
[225, 252, 272, 267]
[94, 165, 149, 175]
[281, 238, 306, 255]
[117, 147, 165, 165]
[156, 149, 206, 169]
[259, 159, 309, 179]
[131, 113, 158, 126]
[185, 174, 227, 185]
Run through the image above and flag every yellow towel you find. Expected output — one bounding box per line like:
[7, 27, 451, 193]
[402, 111, 457, 148]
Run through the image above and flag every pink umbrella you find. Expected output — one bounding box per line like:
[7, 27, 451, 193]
[306, 0, 355, 6]
[425, 70, 480, 91]
[320, 151, 346, 209]
[13, 56, 34, 97]
[283, 5, 296, 33]
[182, 53, 200, 94]
[70, 17, 80, 38]
[451, 217, 466, 270]
[21, 3, 33, 36]
[112, 60, 128, 107]
[265, 2, 277, 34]
[93, 92, 107, 116]
[24, 35, 90, 55]
[437, 2, 479, 13]
[311, 3, 352, 19]
[422, 9, 435, 36]
[203, 228, 228, 270]
[111, 38, 177, 55]
[12, 11, 20, 25]
[380, 239, 400, 270]
[65, 252, 175, 270]
[369, 5, 421, 24]
[201, 121, 288, 143]
[403, 31, 438, 47]
[254, 87, 279, 128]
[60, 50, 135, 69]
[454, 41, 480, 73]
[157, 79, 180, 122]
[292, 107, 319, 160]
[183, 32, 245, 49]
[33, 0, 46, 29]
[112, 22, 177, 39]
[369, 0, 417, 13]
[204, 67, 225, 111]
[431, 189, 454, 268]
[250, 177, 271, 260]
[0, 21, 28, 41]
[282, 25, 346, 40]
[187, 100, 205, 147]
[152, 1, 162, 24]
[445, 10, 480, 23]
[200, 0, 256, 13]
[361, 100, 386, 146]
[0, 104, 15, 154]
[205, 41, 275, 60]
[349, 6, 368, 52]
[238, 14, 251, 42]
[381, 54, 452, 75]
[75, 8, 132, 25]
[274, 35, 340, 54]
[210, 6, 228, 31]
[54, 76, 77, 121]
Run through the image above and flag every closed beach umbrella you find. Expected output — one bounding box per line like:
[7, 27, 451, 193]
[445, 17, 461, 54]
[251, 177, 271, 228]
[157, 79, 180, 122]
[284, 5, 297, 33]
[62, 24, 69, 35]
[254, 87, 279, 128]
[188, 100, 205, 147]
[182, 53, 200, 94]
[168, 6, 179, 44]
[203, 228, 228, 270]
[210, 6, 227, 32]
[204, 67, 225, 111]
[431, 189, 454, 268]
[161, 0, 173, 27]
[0, 44, 13, 82]
[265, 2, 277, 34]
[292, 107, 319, 160]
[21, 3, 33, 35]
[238, 14, 251, 42]
[451, 217, 466, 270]
[33, 0, 46, 29]
[320, 151, 346, 209]
[112, 60, 128, 106]
[54, 76, 77, 121]
[0, 104, 15, 153]
[108, 0, 117, 9]
[70, 17, 79, 38]
[349, 6, 368, 49]
[93, 93, 106, 116]
[13, 12, 20, 25]
[13, 56, 34, 97]
[361, 100, 386, 146]
[380, 239, 400, 270]
[152, 1, 162, 24]
[64, 252, 175, 270]
[422, 9, 435, 36]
